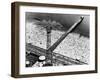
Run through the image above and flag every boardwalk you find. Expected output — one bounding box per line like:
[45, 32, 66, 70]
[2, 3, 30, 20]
[26, 43, 87, 67]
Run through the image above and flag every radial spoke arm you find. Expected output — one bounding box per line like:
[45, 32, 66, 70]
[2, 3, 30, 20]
[47, 16, 84, 52]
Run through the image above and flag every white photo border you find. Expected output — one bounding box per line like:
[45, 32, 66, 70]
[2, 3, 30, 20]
[19, 5, 96, 75]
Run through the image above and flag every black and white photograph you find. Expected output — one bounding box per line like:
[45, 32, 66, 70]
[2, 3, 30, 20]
[25, 12, 90, 67]
[11, 2, 97, 78]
